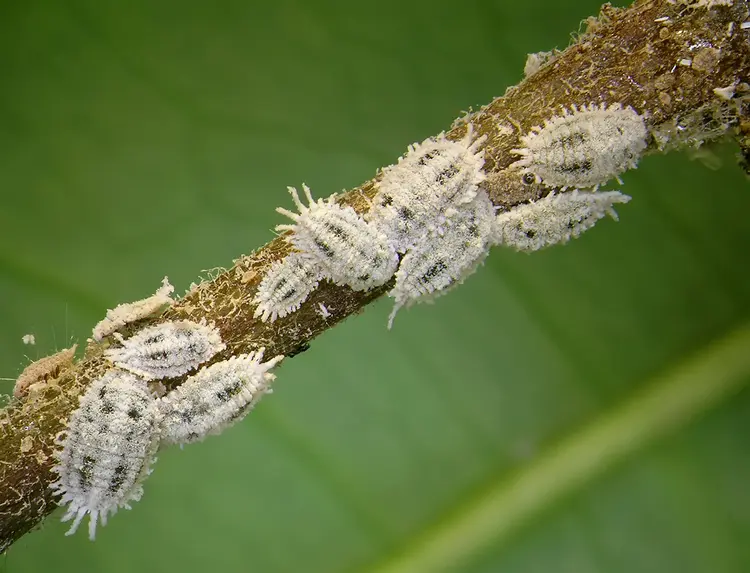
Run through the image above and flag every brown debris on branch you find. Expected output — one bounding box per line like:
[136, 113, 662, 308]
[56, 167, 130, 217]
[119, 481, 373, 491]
[1, 0, 748, 551]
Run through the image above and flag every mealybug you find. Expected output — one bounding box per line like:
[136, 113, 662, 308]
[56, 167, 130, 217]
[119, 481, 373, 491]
[14, 345, 77, 398]
[276, 185, 398, 290]
[93, 277, 174, 342]
[51, 370, 160, 540]
[492, 190, 631, 252]
[387, 190, 495, 328]
[253, 252, 322, 322]
[511, 103, 648, 189]
[158, 350, 284, 445]
[106, 320, 225, 380]
[367, 127, 487, 253]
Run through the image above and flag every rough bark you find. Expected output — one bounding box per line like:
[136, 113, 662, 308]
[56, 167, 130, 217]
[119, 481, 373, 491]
[1, 0, 748, 551]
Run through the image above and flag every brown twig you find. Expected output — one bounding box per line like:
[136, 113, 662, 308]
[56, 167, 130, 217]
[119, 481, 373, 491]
[1, 0, 748, 551]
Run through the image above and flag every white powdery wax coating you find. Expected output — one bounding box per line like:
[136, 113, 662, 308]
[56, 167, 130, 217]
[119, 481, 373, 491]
[276, 185, 398, 290]
[92, 276, 174, 342]
[105, 320, 225, 380]
[51, 370, 160, 540]
[492, 190, 631, 252]
[511, 103, 648, 190]
[367, 128, 487, 253]
[388, 190, 496, 328]
[158, 350, 284, 445]
[253, 252, 322, 323]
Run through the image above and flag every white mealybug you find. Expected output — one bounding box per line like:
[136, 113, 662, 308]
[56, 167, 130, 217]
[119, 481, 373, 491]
[51, 370, 160, 540]
[367, 128, 487, 253]
[253, 252, 322, 322]
[158, 350, 284, 445]
[276, 185, 398, 290]
[387, 190, 495, 328]
[105, 320, 225, 380]
[492, 190, 631, 252]
[511, 103, 648, 190]
[92, 277, 174, 342]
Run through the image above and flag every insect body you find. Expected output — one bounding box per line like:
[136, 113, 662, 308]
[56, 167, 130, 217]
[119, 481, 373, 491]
[367, 128, 487, 253]
[511, 103, 648, 189]
[492, 190, 631, 251]
[51, 370, 160, 540]
[388, 190, 495, 327]
[276, 185, 398, 290]
[105, 320, 225, 380]
[158, 350, 284, 445]
[253, 252, 322, 322]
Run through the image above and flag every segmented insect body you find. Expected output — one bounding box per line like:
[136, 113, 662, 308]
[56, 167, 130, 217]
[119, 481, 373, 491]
[388, 190, 495, 328]
[93, 277, 174, 341]
[367, 129, 487, 253]
[51, 371, 160, 540]
[158, 350, 284, 445]
[105, 320, 225, 380]
[492, 190, 631, 252]
[14, 345, 77, 398]
[511, 103, 648, 189]
[276, 185, 398, 290]
[253, 252, 322, 322]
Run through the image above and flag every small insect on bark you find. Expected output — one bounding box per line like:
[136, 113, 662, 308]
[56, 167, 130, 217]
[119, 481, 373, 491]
[253, 251, 322, 322]
[105, 320, 226, 380]
[492, 190, 631, 252]
[51, 370, 161, 540]
[276, 185, 398, 290]
[367, 127, 487, 253]
[92, 276, 174, 342]
[13, 345, 77, 398]
[510, 103, 648, 190]
[158, 350, 284, 446]
[388, 190, 496, 328]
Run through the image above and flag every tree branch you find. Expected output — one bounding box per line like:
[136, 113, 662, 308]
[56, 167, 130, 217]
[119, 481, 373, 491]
[1, 0, 748, 551]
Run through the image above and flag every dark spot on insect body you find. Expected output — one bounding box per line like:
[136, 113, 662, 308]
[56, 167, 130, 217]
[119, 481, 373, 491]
[560, 159, 592, 174]
[80, 455, 96, 488]
[324, 222, 349, 240]
[419, 261, 447, 284]
[358, 274, 371, 282]
[127, 407, 142, 420]
[380, 195, 394, 207]
[435, 165, 459, 184]
[145, 334, 164, 345]
[525, 229, 536, 238]
[398, 207, 414, 221]
[280, 287, 298, 302]
[101, 401, 115, 415]
[216, 381, 243, 403]
[522, 173, 536, 185]
[314, 239, 335, 258]
[108, 465, 127, 493]
[98, 387, 107, 398]
[148, 350, 169, 361]
[417, 151, 437, 166]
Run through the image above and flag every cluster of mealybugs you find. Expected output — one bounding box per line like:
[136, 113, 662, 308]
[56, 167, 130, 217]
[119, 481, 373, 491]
[256, 103, 647, 325]
[54, 100, 649, 540]
[52, 315, 283, 540]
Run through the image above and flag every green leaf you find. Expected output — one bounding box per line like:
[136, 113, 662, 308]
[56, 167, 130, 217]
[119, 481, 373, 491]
[1, 1, 749, 572]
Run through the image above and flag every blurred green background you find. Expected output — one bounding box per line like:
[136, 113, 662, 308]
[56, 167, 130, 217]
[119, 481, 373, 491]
[2, 1, 750, 572]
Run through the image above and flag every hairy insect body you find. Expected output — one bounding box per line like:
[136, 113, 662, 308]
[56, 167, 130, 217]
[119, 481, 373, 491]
[253, 252, 322, 322]
[276, 185, 398, 291]
[158, 350, 284, 445]
[51, 371, 160, 540]
[493, 190, 631, 252]
[368, 130, 487, 253]
[388, 190, 496, 327]
[105, 320, 225, 380]
[511, 103, 648, 189]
